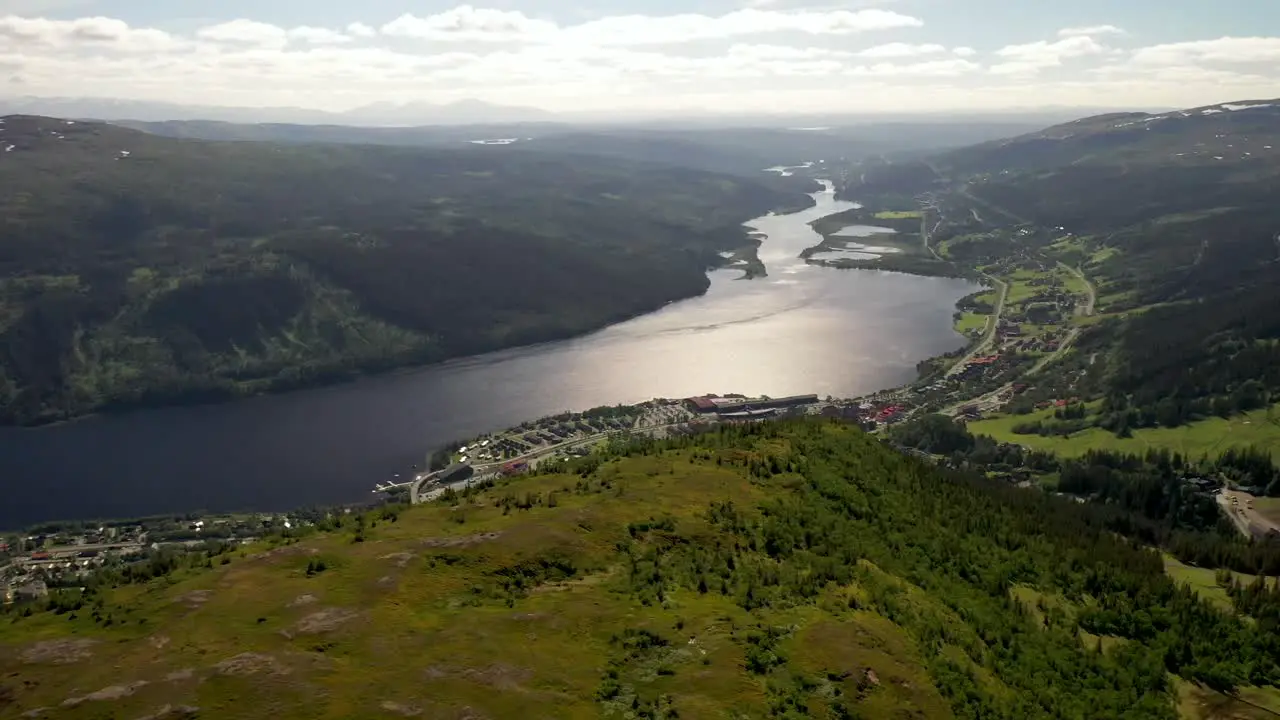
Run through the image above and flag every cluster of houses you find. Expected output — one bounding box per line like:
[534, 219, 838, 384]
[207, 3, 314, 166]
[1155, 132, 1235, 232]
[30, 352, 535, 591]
[1, 515, 288, 606]
[2, 538, 147, 605]
[956, 354, 1003, 381]
[818, 400, 907, 426]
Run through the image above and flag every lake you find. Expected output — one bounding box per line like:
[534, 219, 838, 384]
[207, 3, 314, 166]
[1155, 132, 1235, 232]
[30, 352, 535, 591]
[0, 181, 977, 529]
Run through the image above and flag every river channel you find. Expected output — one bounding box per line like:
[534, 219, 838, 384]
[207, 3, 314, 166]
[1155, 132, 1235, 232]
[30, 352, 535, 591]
[0, 181, 978, 528]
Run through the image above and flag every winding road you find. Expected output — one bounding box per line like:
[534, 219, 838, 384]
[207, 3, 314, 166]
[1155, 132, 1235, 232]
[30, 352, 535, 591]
[946, 278, 1009, 378]
[918, 197, 1011, 379]
[943, 261, 1096, 415]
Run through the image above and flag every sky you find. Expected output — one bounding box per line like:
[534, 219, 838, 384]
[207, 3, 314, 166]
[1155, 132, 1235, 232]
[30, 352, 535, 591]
[1, 0, 1278, 115]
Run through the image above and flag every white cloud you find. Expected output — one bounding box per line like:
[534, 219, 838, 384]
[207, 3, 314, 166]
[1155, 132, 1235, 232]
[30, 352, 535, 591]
[1089, 62, 1273, 87]
[380, 7, 557, 43]
[566, 9, 922, 45]
[728, 43, 852, 61]
[991, 35, 1105, 75]
[197, 19, 288, 47]
[1059, 25, 1125, 38]
[849, 59, 980, 77]
[380, 6, 922, 45]
[0, 14, 179, 51]
[1131, 37, 1280, 66]
[1, 6, 1277, 116]
[197, 19, 359, 48]
[856, 42, 946, 59]
[997, 36, 1105, 61]
[288, 26, 351, 45]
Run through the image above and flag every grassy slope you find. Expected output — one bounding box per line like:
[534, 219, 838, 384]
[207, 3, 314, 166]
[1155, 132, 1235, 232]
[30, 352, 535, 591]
[970, 403, 1280, 459]
[955, 312, 988, 335]
[1159, 555, 1267, 613]
[0, 444, 951, 720]
[1176, 679, 1280, 720]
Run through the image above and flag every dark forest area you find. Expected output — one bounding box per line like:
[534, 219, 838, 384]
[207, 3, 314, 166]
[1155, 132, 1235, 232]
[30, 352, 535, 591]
[0, 116, 796, 424]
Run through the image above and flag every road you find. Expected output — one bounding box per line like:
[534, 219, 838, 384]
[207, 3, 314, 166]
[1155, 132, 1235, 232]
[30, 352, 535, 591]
[916, 192, 1010, 381]
[16, 541, 144, 557]
[918, 200, 944, 262]
[941, 257, 1096, 415]
[408, 421, 691, 504]
[958, 185, 1029, 225]
[1059, 260, 1097, 317]
[946, 277, 1008, 378]
[1218, 489, 1280, 539]
[1016, 261, 1097, 377]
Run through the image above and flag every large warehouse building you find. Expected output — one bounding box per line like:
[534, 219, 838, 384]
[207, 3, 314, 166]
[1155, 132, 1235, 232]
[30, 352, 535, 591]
[687, 394, 819, 414]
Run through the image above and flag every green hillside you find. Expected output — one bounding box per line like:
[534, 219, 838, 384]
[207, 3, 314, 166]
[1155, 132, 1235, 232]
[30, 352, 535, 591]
[841, 98, 1280, 450]
[3, 420, 1277, 719]
[969, 402, 1280, 459]
[0, 115, 794, 425]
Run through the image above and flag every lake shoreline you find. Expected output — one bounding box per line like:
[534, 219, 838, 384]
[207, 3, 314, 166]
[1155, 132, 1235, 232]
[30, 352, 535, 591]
[0, 174, 978, 529]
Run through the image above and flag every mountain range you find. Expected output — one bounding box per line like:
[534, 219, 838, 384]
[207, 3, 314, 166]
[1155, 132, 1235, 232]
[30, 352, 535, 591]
[0, 95, 1132, 128]
[0, 97, 556, 126]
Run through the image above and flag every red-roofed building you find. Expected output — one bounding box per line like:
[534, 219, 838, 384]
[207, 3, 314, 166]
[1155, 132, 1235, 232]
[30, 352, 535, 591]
[689, 397, 718, 412]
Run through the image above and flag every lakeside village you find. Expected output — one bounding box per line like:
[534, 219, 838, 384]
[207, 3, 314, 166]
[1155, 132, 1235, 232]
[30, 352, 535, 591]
[0, 366, 1027, 607]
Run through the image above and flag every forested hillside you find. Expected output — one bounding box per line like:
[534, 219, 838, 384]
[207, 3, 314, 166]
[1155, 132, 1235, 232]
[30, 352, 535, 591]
[3, 419, 1277, 719]
[844, 99, 1280, 439]
[118, 119, 1046, 177]
[0, 115, 796, 424]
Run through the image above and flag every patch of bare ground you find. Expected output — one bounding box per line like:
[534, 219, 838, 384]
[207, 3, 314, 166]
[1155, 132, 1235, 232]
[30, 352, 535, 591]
[465, 664, 533, 690]
[135, 704, 201, 720]
[287, 593, 318, 608]
[281, 608, 360, 638]
[247, 545, 318, 563]
[20, 638, 96, 665]
[148, 635, 170, 650]
[381, 551, 415, 568]
[423, 664, 532, 691]
[509, 612, 548, 621]
[532, 567, 615, 594]
[380, 700, 423, 717]
[61, 680, 149, 708]
[21, 708, 48, 718]
[214, 652, 289, 677]
[176, 590, 212, 608]
[418, 532, 502, 549]
[164, 668, 196, 683]
[377, 575, 397, 589]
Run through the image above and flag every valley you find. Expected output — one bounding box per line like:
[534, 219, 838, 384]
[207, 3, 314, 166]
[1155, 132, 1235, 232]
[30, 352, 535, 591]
[0, 175, 977, 530]
[3, 94, 1280, 720]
